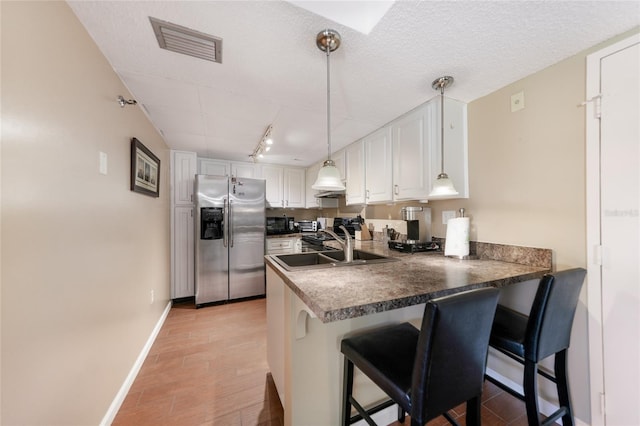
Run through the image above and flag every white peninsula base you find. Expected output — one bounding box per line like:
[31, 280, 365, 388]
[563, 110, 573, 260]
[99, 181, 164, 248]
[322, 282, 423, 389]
[266, 265, 425, 426]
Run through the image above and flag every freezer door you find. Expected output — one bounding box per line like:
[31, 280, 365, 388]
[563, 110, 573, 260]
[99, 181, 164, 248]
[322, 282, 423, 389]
[228, 177, 266, 299]
[195, 175, 229, 305]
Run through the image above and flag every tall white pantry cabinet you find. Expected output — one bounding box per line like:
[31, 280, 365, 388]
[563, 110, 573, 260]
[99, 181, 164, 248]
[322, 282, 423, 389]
[170, 151, 197, 299]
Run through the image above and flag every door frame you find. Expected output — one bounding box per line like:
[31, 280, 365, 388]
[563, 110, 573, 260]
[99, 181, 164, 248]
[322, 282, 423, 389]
[585, 33, 640, 425]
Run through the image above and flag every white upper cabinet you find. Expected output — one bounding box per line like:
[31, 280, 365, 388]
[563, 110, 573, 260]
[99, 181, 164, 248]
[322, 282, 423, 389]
[305, 163, 339, 209]
[392, 105, 431, 201]
[345, 140, 366, 205]
[231, 162, 258, 179]
[427, 97, 469, 200]
[261, 165, 285, 207]
[261, 165, 305, 208]
[332, 149, 346, 182]
[365, 127, 393, 203]
[199, 158, 258, 179]
[283, 167, 306, 208]
[172, 151, 197, 205]
[198, 158, 229, 176]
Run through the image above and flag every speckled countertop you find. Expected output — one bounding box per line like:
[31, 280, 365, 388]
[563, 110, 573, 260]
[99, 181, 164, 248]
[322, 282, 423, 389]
[265, 240, 551, 323]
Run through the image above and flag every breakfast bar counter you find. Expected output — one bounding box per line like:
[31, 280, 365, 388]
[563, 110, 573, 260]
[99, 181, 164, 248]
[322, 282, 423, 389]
[264, 240, 552, 426]
[265, 240, 552, 322]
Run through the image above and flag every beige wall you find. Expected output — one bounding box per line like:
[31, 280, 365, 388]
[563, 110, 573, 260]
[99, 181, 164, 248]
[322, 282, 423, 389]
[363, 29, 637, 424]
[364, 50, 591, 420]
[1, 2, 171, 424]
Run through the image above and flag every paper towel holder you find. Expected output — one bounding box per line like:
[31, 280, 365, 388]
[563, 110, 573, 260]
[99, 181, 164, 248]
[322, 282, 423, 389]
[445, 207, 478, 260]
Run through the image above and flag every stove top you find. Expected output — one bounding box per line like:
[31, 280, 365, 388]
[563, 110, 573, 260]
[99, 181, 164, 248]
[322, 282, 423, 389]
[301, 233, 335, 245]
[388, 240, 441, 254]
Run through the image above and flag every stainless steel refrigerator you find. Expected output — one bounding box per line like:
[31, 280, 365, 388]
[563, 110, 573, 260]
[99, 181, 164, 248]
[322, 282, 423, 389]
[194, 174, 266, 306]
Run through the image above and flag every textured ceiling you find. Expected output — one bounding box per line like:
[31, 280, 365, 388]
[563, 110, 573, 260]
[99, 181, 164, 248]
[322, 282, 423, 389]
[68, 1, 639, 167]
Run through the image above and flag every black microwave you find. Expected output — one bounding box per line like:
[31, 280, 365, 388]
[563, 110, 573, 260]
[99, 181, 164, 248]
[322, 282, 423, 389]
[266, 217, 295, 235]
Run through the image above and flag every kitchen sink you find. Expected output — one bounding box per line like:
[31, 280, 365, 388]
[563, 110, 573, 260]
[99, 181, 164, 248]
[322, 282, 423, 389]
[269, 249, 398, 271]
[321, 250, 388, 262]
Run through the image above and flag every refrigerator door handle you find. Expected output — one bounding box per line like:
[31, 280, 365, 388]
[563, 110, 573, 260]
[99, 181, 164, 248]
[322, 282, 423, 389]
[223, 197, 228, 248]
[229, 199, 234, 247]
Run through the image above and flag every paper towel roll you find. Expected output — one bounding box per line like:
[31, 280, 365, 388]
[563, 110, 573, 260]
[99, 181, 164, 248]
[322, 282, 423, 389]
[445, 217, 470, 257]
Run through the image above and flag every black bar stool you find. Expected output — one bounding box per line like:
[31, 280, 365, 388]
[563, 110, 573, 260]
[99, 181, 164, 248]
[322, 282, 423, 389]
[485, 268, 587, 426]
[340, 287, 500, 426]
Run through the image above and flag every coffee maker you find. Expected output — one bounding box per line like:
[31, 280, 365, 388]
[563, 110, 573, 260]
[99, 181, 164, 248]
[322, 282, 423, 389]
[389, 206, 439, 253]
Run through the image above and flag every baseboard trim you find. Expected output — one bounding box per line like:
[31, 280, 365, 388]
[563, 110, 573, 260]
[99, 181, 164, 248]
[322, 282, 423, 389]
[100, 301, 172, 426]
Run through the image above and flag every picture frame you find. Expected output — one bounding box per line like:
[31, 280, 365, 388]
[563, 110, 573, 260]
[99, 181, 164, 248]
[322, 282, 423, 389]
[130, 137, 160, 197]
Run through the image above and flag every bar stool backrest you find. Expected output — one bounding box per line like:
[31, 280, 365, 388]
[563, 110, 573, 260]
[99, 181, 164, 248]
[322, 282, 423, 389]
[524, 268, 587, 362]
[411, 288, 499, 423]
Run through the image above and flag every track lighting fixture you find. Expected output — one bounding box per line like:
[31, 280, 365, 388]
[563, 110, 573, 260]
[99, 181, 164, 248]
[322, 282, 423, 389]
[250, 125, 274, 162]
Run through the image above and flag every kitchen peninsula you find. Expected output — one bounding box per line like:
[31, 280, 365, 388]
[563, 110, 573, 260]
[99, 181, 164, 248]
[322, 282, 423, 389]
[265, 240, 551, 426]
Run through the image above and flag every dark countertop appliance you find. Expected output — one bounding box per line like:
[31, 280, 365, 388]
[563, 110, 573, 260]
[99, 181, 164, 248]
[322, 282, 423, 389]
[266, 216, 296, 235]
[388, 240, 440, 253]
[332, 217, 361, 236]
[388, 207, 439, 253]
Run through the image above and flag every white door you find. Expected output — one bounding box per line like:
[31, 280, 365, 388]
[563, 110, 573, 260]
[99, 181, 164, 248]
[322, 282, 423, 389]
[586, 34, 640, 425]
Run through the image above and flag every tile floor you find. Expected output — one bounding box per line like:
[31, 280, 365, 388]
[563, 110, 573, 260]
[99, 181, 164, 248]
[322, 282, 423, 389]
[114, 298, 531, 426]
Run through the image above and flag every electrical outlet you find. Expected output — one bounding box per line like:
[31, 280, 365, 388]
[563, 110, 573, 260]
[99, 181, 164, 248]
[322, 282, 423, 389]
[150, 290, 154, 304]
[442, 210, 457, 225]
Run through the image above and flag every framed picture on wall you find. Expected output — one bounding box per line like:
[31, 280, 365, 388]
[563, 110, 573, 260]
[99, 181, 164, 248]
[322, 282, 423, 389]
[130, 137, 160, 197]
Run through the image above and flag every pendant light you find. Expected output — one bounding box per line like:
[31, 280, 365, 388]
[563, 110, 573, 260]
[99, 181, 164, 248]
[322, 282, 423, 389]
[312, 29, 346, 191]
[429, 76, 459, 197]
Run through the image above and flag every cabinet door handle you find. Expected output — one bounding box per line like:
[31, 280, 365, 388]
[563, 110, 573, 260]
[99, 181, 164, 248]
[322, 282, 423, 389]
[394, 185, 399, 195]
[366, 190, 370, 199]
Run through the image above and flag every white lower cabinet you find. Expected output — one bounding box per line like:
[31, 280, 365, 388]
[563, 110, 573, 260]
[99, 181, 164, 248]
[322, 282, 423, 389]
[172, 206, 195, 299]
[266, 237, 301, 255]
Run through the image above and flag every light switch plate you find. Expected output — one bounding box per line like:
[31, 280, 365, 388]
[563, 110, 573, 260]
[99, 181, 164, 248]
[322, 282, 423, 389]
[99, 151, 108, 175]
[511, 91, 525, 112]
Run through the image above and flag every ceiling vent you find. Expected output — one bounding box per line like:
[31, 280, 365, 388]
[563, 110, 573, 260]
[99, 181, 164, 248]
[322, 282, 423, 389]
[149, 17, 222, 63]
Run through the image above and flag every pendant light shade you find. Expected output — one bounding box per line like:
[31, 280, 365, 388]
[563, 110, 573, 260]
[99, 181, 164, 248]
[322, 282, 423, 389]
[312, 29, 345, 191]
[313, 160, 343, 190]
[429, 76, 459, 197]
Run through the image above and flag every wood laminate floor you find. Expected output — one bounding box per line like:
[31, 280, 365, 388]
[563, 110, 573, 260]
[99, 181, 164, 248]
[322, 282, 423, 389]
[114, 298, 531, 426]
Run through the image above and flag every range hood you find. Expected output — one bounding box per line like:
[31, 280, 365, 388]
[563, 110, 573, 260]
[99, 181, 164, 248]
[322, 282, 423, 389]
[315, 190, 345, 198]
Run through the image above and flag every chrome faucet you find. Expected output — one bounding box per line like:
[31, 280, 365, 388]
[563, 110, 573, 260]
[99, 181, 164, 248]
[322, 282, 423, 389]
[322, 225, 353, 262]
